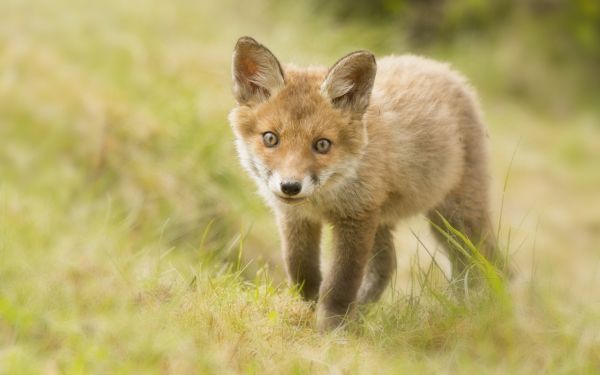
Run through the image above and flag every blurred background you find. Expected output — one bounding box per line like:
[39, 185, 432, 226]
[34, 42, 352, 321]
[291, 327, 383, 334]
[1, 0, 599, 372]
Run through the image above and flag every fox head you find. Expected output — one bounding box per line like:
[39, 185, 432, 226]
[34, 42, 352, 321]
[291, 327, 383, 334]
[228, 36, 376, 205]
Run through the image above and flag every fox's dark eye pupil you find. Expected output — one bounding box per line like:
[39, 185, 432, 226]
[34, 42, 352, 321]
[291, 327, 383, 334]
[262, 132, 278, 147]
[315, 139, 331, 154]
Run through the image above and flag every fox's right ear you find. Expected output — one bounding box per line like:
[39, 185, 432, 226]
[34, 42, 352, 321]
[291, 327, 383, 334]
[232, 37, 285, 106]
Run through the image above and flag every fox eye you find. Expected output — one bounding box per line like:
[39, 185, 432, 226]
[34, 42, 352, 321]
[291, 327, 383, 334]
[262, 132, 278, 147]
[314, 138, 332, 154]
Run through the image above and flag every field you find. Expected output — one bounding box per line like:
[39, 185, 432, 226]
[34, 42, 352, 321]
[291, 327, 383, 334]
[1, 0, 599, 373]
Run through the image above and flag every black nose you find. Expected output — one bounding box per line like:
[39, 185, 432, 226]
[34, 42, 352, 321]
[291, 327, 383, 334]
[280, 181, 302, 196]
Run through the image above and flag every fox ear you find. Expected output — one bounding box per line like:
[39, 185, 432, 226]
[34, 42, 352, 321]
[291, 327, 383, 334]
[232, 36, 285, 105]
[321, 51, 376, 113]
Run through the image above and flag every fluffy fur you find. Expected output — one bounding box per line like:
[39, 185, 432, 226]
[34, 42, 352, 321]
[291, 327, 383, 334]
[228, 37, 505, 331]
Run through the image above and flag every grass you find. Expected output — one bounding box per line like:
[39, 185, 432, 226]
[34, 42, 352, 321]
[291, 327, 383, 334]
[1, 0, 599, 373]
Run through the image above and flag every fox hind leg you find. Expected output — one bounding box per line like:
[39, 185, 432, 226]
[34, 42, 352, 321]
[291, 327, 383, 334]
[428, 184, 507, 287]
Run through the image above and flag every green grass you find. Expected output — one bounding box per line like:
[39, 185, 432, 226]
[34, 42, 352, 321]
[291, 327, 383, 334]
[1, 0, 599, 373]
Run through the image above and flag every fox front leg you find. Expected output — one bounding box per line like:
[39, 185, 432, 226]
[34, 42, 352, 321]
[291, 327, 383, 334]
[357, 224, 396, 304]
[317, 213, 379, 331]
[278, 213, 322, 301]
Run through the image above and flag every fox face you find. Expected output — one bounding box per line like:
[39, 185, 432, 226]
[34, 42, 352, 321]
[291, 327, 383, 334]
[229, 37, 376, 205]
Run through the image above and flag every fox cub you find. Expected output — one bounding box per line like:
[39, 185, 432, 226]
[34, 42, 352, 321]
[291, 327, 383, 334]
[229, 36, 505, 331]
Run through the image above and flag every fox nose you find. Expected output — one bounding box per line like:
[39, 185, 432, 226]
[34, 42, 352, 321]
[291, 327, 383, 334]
[280, 181, 302, 196]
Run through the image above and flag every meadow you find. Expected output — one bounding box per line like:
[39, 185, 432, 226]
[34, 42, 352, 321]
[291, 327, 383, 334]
[1, 0, 599, 373]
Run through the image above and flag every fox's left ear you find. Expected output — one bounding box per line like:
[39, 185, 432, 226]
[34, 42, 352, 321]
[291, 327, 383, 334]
[321, 51, 376, 114]
[232, 36, 285, 106]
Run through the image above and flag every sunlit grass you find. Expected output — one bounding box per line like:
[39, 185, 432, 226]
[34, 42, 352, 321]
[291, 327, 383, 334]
[1, 0, 599, 373]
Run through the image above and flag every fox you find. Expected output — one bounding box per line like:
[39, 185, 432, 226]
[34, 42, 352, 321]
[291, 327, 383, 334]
[228, 36, 507, 331]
